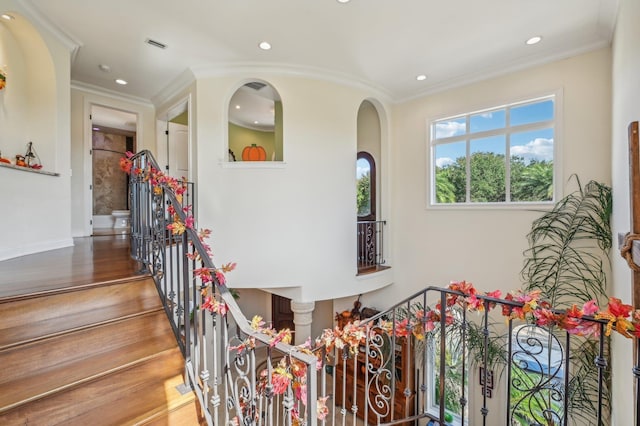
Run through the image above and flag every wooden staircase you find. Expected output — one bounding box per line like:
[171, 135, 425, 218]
[0, 275, 207, 425]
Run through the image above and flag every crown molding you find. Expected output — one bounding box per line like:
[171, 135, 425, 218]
[71, 80, 154, 107]
[150, 68, 196, 107]
[189, 62, 393, 103]
[398, 40, 611, 104]
[16, 0, 81, 61]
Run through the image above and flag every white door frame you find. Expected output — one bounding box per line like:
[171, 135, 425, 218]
[82, 99, 141, 236]
[159, 95, 192, 183]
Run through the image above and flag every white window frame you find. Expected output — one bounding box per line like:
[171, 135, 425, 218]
[425, 309, 468, 426]
[428, 91, 563, 209]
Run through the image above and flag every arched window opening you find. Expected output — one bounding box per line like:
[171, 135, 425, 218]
[228, 81, 282, 162]
[357, 151, 376, 220]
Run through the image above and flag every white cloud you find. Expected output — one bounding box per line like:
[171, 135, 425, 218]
[435, 121, 465, 138]
[436, 157, 455, 168]
[511, 138, 553, 162]
[356, 165, 369, 179]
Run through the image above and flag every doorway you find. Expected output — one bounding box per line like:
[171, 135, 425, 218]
[271, 294, 295, 332]
[90, 105, 138, 235]
[158, 99, 190, 181]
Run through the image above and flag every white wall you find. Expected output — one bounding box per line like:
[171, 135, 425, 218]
[611, 1, 640, 423]
[325, 48, 612, 425]
[349, 49, 612, 315]
[192, 72, 394, 304]
[0, 3, 73, 260]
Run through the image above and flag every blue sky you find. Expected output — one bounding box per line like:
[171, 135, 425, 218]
[357, 158, 369, 179]
[433, 99, 554, 168]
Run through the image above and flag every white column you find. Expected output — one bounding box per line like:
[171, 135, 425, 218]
[290, 300, 315, 345]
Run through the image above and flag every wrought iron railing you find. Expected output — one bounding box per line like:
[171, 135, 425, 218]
[126, 150, 639, 426]
[357, 220, 386, 272]
[127, 150, 318, 425]
[318, 285, 640, 426]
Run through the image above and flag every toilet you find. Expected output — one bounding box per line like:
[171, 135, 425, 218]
[112, 210, 130, 230]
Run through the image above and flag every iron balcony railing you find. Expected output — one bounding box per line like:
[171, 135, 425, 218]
[127, 150, 318, 426]
[319, 285, 640, 426]
[127, 150, 639, 426]
[357, 220, 386, 272]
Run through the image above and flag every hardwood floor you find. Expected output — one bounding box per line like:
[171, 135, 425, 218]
[0, 236, 207, 425]
[0, 236, 140, 299]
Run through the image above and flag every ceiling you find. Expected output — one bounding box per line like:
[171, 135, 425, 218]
[13, 0, 618, 105]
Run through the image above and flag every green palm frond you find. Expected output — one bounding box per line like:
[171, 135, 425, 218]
[522, 177, 612, 308]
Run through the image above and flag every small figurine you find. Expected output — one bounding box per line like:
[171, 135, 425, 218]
[15, 155, 26, 167]
[0, 67, 6, 91]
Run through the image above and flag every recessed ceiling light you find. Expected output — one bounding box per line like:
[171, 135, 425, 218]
[235, 105, 241, 109]
[254, 120, 259, 124]
[416, 74, 427, 81]
[98, 64, 111, 72]
[1, 14, 14, 20]
[337, 0, 351, 3]
[115, 78, 128, 85]
[259, 41, 271, 50]
[526, 36, 542, 45]
[93, 127, 100, 131]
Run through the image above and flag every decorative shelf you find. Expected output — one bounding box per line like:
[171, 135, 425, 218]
[0, 162, 60, 177]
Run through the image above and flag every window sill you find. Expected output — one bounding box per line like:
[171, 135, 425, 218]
[427, 201, 555, 211]
[357, 265, 391, 276]
[221, 161, 287, 169]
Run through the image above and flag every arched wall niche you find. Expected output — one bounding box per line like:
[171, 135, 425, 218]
[357, 99, 384, 219]
[227, 79, 283, 162]
[0, 11, 56, 168]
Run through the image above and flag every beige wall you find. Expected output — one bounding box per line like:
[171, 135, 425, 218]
[353, 48, 612, 311]
[611, 1, 640, 423]
[332, 48, 613, 423]
[192, 71, 394, 303]
[0, 3, 73, 260]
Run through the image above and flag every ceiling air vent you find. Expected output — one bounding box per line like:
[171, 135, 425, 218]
[145, 38, 167, 49]
[244, 81, 267, 91]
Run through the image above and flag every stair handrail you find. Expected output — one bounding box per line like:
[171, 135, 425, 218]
[126, 149, 318, 425]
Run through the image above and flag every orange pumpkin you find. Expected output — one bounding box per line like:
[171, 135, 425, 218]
[241, 144, 267, 161]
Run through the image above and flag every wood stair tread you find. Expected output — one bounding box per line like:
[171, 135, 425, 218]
[0, 274, 151, 303]
[0, 277, 162, 349]
[0, 239, 205, 426]
[0, 310, 177, 412]
[139, 399, 208, 426]
[0, 347, 192, 426]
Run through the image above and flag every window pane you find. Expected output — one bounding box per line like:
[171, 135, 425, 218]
[470, 109, 505, 133]
[434, 142, 466, 203]
[510, 99, 554, 126]
[357, 158, 371, 216]
[428, 308, 468, 422]
[429, 94, 556, 206]
[510, 128, 554, 202]
[434, 117, 466, 139]
[470, 136, 505, 202]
